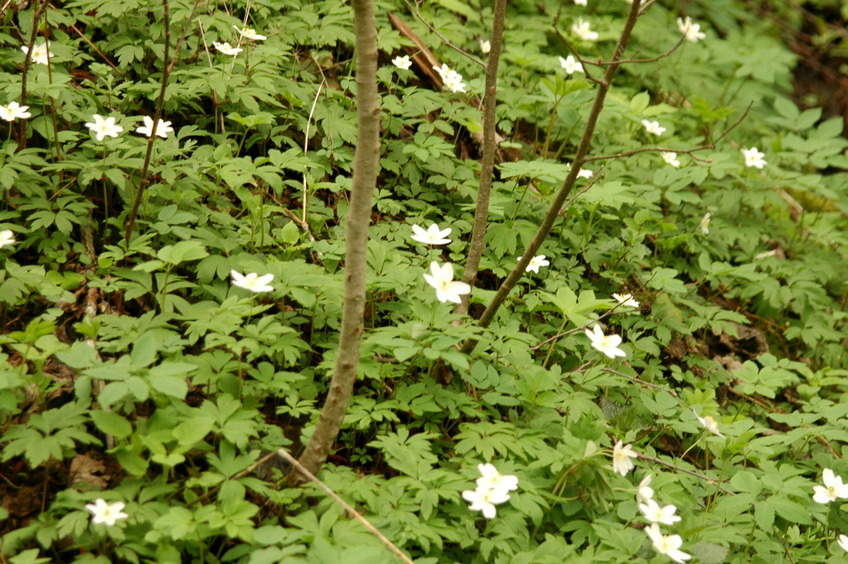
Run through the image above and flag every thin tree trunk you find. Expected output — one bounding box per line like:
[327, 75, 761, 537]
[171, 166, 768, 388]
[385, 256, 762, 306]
[289, 0, 380, 484]
[455, 0, 507, 316]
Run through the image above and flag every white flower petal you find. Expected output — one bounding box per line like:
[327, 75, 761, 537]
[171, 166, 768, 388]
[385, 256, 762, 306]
[612, 440, 638, 476]
[392, 55, 412, 70]
[85, 498, 128, 526]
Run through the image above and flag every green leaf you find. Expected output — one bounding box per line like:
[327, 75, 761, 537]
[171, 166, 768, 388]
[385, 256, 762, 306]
[115, 445, 149, 476]
[157, 240, 209, 265]
[172, 416, 215, 446]
[688, 541, 730, 564]
[630, 91, 650, 113]
[148, 374, 188, 400]
[152, 507, 196, 540]
[754, 500, 774, 531]
[55, 341, 99, 369]
[10, 549, 52, 564]
[130, 331, 160, 368]
[279, 221, 300, 245]
[98, 382, 129, 408]
[89, 410, 133, 439]
[770, 495, 811, 524]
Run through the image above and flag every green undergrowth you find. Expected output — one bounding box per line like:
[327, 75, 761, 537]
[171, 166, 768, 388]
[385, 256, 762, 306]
[2, 0, 848, 562]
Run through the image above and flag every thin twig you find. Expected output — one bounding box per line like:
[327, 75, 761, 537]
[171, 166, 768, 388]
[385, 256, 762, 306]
[604, 367, 678, 396]
[303, 79, 326, 225]
[725, 386, 839, 458]
[583, 144, 713, 164]
[558, 166, 603, 212]
[638, 453, 735, 495]
[278, 449, 414, 564]
[530, 303, 627, 351]
[712, 101, 753, 145]
[551, 29, 601, 85]
[638, 0, 659, 15]
[592, 34, 687, 66]
[630, 101, 746, 158]
[402, 0, 485, 68]
[68, 21, 125, 79]
[772, 525, 797, 564]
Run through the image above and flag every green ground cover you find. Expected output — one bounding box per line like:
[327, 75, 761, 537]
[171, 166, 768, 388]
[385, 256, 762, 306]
[2, 0, 848, 562]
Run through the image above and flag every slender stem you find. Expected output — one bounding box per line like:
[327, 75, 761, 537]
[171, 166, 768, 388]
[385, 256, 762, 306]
[401, 0, 485, 68]
[277, 449, 414, 564]
[303, 80, 326, 225]
[124, 0, 201, 243]
[637, 453, 735, 495]
[124, 0, 172, 243]
[455, 0, 507, 316]
[290, 0, 380, 483]
[18, 0, 49, 150]
[461, 0, 644, 353]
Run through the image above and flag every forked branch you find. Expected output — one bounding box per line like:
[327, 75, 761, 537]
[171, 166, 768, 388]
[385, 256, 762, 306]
[461, 0, 645, 353]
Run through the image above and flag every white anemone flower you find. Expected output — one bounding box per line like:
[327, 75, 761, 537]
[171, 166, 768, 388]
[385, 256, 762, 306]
[136, 116, 174, 139]
[639, 498, 682, 525]
[230, 270, 274, 293]
[585, 324, 626, 358]
[662, 152, 681, 167]
[462, 463, 518, 519]
[213, 41, 243, 56]
[392, 55, 412, 70]
[0, 230, 16, 249]
[559, 55, 583, 75]
[741, 147, 767, 169]
[410, 223, 451, 245]
[423, 262, 471, 303]
[0, 101, 31, 121]
[645, 523, 691, 563]
[433, 64, 467, 93]
[612, 440, 638, 476]
[677, 17, 706, 43]
[642, 119, 666, 136]
[700, 212, 711, 235]
[476, 463, 519, 496]
[813, 468, 848, 504]
[637, 474, 654, 503]
[695, 412, 725, 437]
[461, 486, 510, 519]
[21, 42, 54, 65]
[85, 114, 124, 141]
[524, 255, 550, 273]
[233, 26, 267, 41]
[572, 18, 599, 41]
[612, 293, 639, 308]
[85, 499, 128, 526]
